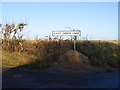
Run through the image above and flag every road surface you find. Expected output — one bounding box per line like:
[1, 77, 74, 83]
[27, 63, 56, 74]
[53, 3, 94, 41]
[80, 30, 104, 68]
[2, 66, 120, 88]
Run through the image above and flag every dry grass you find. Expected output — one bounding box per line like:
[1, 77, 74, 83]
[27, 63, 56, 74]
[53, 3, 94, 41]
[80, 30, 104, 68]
[2, 50, 35, 66]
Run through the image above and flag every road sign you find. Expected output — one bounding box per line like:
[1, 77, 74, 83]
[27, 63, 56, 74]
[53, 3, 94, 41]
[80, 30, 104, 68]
[52, 30, 81, 36]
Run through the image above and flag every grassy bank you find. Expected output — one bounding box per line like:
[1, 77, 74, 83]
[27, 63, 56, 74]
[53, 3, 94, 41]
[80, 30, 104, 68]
[2, 40, 120, 68]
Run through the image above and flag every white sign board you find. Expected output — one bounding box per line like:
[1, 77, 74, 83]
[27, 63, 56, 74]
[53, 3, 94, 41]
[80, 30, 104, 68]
[52, 30, 81, 36]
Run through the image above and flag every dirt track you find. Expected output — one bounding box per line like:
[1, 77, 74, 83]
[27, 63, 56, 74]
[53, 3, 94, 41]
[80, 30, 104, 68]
[2, 66, 120, 88]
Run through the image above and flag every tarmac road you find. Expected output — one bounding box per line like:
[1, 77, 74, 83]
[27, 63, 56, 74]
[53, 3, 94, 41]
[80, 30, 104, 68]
[2, 66, 120, 88]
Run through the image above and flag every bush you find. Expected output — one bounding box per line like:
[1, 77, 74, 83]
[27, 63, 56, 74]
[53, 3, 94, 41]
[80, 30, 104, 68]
[2, 39, 24, 52]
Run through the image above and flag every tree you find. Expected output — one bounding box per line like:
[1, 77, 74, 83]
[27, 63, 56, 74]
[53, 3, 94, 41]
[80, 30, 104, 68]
[1, 23, 27, 40]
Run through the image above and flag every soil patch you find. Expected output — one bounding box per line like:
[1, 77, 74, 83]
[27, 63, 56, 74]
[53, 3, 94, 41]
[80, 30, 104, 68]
[57, 50, 92, 71]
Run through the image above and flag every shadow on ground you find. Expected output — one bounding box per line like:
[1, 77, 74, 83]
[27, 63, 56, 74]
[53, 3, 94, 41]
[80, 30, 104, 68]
[2, 65, 120, 88]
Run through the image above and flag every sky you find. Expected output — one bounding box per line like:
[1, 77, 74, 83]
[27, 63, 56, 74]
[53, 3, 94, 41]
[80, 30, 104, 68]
[1, 2, 118, 40]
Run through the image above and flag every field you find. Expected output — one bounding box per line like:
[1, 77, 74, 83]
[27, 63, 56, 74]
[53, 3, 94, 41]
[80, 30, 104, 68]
[2, 40, 120, 69]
